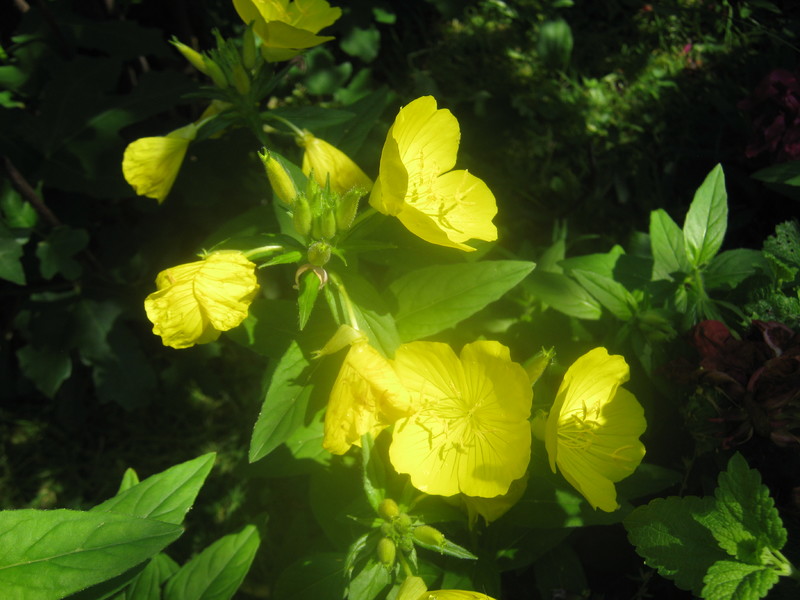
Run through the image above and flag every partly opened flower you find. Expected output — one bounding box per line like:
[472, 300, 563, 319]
[369, 96, 498, 251]
[545, 347, 646, 512]
[144, 250, 259, 349]
[323, 335, 415, 455]
[122, 123, 197, 203]
[299, 130, 372, 195]
[232, 0, 342, 61]
[389, 341, 532, 497]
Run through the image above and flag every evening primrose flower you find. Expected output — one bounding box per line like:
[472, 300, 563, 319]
[397, 576, 497, 600]
[299, 130, 372, 195]
[369, 96, 498, 251]
[232, 0, 342, 62]
[544, 347, 646, 512]
[122, 123, 197, 203]
[144, 250, 259, 349]
[389, 341, 532, 498]
[323, 332, 415, 455]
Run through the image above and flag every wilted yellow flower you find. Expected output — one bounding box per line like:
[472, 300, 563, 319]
[544, 347, 646, 512]
[369, 96, 498, 251]
[232, 0, 342, 61]
[299, 130, 372, 195]
[144, 250, 259, 349]
[389, 341, 532, 498]
[323, 338, 415, 455]
[122, 123, 197, 203]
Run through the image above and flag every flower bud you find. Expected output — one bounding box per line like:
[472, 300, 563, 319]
[242, 26, 257, 70]
[412, 525, 445, 547]
[523, 347, 555, 386]
[376, 537, 396, 570]
[336, 188, 361, 231]
[231, 63, 251, 95]
[203, 57, 229, 89]
[293, 196, 312, 237]
[319, 209, 337, 240]
[307, 241, 331, 267]
[171, 40, 210, 75]
[378, 498, 400, 521]
[396, 513, 412, 532]
[259, 150, 297, 206]
[380, 521, 393, 537]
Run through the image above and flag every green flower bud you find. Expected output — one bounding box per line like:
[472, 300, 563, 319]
[293, 196, 312, 237]
[396, 513, 412, 532]
[378, 498, 400, 521]
[203, 57, 229, 89]
[380, 521, 393, 537]
[398, 536, 414, 553]
[231, 63, 250, 95]
[412, 525, 445, 547]
[259, 150, 297, 206]
[320, 209, 337, 240]
[523, 347, 555, 386]
[336, 188, 361, 231]
[307, 241, 331, 267]
[377, 537, 396, 570]
[171, 39, 210, 75]
[242, 26, 257, 70]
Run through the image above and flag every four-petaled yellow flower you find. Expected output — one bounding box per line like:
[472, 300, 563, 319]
[545, 347, 646, 512]
[233, 0, 342, 62]
[144, 250, 259, 349]
[369, 96, 498, 251]
[299, 131, 373, 195]
[389, 341, 531, 498]
[323, 339, 415, 455]
[122, 123, 197, 203]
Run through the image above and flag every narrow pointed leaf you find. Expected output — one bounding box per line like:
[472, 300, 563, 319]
[683, 164, 728, 267]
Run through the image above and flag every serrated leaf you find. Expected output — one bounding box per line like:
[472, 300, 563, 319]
[650, 209, 690, 280]
[624, 496, 728, 596]
[250, 341, 315, 462]
[390, 261, 535, 341]
[703, 249, 769, 290]
[525, 270, 602, 319]
[0, 509, 182, 600]
[92, 453, 216, 525]
[163, 526, 260, 600]
[684, 164, 728, 267]
[571, 269, 637, 320]
[702, 561, 779, 600]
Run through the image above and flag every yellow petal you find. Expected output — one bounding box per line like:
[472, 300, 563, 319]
[144, 250, 258, 349]
[286, 0, 342, 33]
[369, 134, 406, 216]
[300, 131, 372, 195]
[122, 124, 196, 203]
[391, 96, 459, 180]
[323, 341, 413, 455]
[460, 473, 528, 525]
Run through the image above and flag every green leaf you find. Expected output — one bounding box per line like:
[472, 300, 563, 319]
[124, 553, 180, 600]
[412, 537, 477, 561]
[525, 270, 602, 319]
[624, 496, 728, 595]
[226, 298, 296, 359]
[274, 553, 344, 600]
[702, 561, 780, 600]
[752, 161, 800, 186]
[703, 249, 769, 290]
[347, 559, 391, 600]
[571, 269, 637, 320]
[163, 526, 260, 600]
[559, 245, 624, 278]
[337, 271, 400, 357]
[650, 209, 690, 280]
[1, 182, 38, 229]
[91, 453, 216, 525]
[298, 270, 321, 330]
[360, 434, 386, 513]
[0, 509, 182, 600]
[533, 542, 587, 600]
[16, 343, 72, 398]
[340, 26, 381, 62]
[683, 164, 728, 267]
[36, 226, 89, 280]
[250, 341, 315, 462]
[0, 230, 26, 285]
[390, 261, 536, 341]
[117, 469, 140, 495]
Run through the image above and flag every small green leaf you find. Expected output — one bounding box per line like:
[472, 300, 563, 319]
[525, 270, 602, 319]
[559, 245, 624, 278]
[650, 209, 690, 280]
[122, 553, 180, 600]
[701, 561, 779, 600]
[683, 164, 728, 267]
[412, 537, 477, 560]
[1, 182, 37, 229]
[571, 269, 637, 320]
[249, 341, 315, 462]
[337, 272, 400, 357]
[340, 26, 381, 62]
[36, 226, 89, 280]
[298, 270, 321, 330]
[347, 559, 391, 600]
[360, 435, 386, 513]
[163, 525, 260, 600]
[0, 232, 26, 285]
[0, 509, 182, 600]
[390, 261, 535, 341]
[92, 453, 216, 525]
[16, 343, 72, 398]
[117, 468, 140, 494]
[703, 249, 769, 290]
[752, 161, 800, 187]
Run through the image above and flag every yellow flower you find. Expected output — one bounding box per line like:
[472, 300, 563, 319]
[397, 576, 497, 600]
[299, 130, 372, 195]
[232, 0, 342, 62]
[122, 123, 197, 203]
[369, 96, 498, 251]
[389, 341, 532, 498]
[323, 338, 415, 455]
[544, 347, 646, 512]
[144, 250, 259, 349]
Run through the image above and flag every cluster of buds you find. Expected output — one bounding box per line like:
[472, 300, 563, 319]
[260, 149, 363, 267]
[375, 498, 446, 571]
[680, 319, 800, 449]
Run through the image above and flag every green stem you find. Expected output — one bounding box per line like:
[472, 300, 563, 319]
[397, 550, 414, 578]
[264, 113, 306, 138]
[242, 244, 284, 260]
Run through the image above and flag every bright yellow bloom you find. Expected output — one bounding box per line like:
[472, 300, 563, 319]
[122, 123, 197, 203]
[323, 338, 415, 455]
[232, 0, 342, 62]
[144, 250, 259, 349]
[397, 576, 497, 600]
[369, 96, 498, 251]
[299, 130, 372, 195]
[545, 347, 646, 512]
[389, 341, 532, 498]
